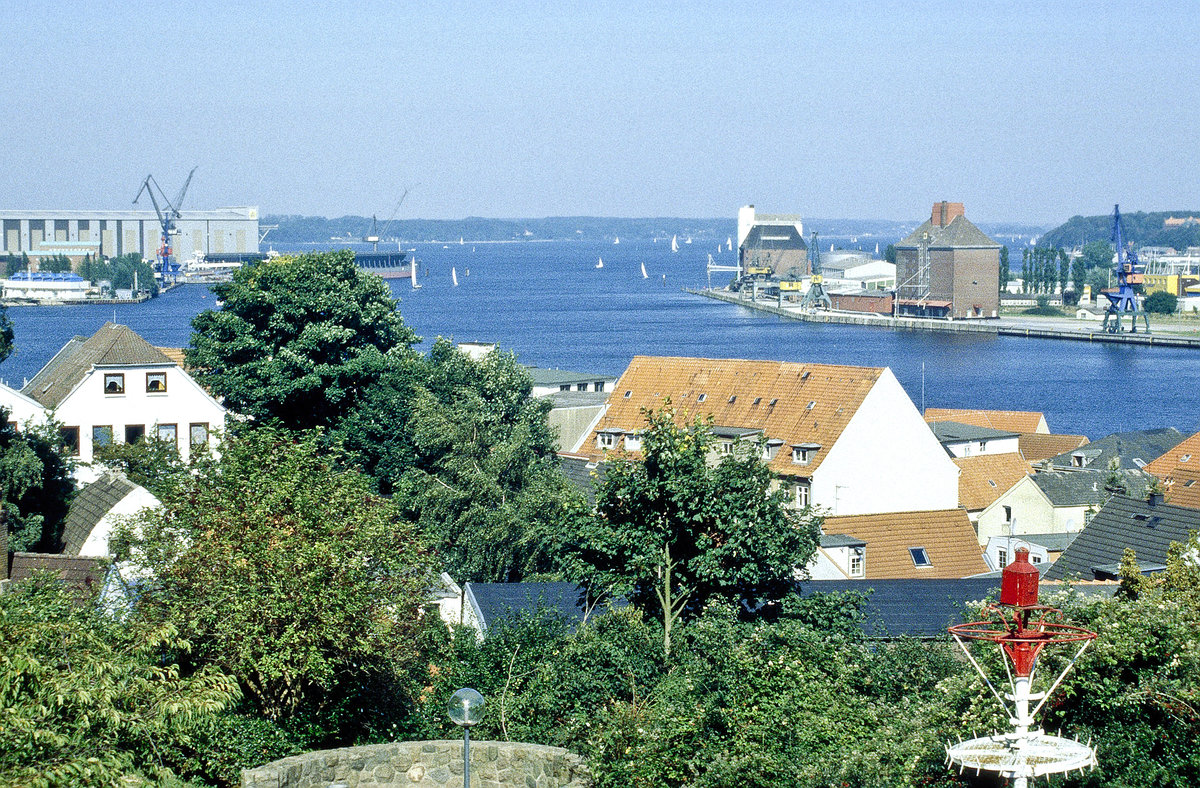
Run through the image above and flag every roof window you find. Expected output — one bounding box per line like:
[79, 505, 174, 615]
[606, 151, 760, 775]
[1182, 454, 1192, 463]
[801, 371, 811, 380]
[909, 547, 932, 567]
[769, 398, 778, 406]
[987, 479, 997, 487]
[806, 401, 816, 410]
[753, 397, 762, 405]
[624, 390, 632, 398]
[697, 393, 707, 403]
[728, 395, 736, 404]
[1186, 480, 1196, 488]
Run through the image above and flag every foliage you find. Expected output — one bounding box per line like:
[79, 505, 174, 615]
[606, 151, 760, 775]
[1081, 240, 1115, 270]
[91, 433, 195, 499]
[79, 253, 159, 295]
[564, 407, 821, 655]
[1042, 212, 1200, 251]
[1022, 294, 1064, 317]
[0, 301, 12, 365]
[884, 243, 896, 264]
[38, 254, 73, 274]
[0, 410, 74, 552]
[998, 245, 1009, 290]
[1146, 290, 1179, 314]
[116, 427, 436, 729]
[382, 341, 584, 582]
[187, 250, 418, 430]
[2, 253, 24, 278]
[0, 577, 239, 787]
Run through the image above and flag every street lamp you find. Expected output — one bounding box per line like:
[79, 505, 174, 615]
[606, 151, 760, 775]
[448, 688, 485, 788]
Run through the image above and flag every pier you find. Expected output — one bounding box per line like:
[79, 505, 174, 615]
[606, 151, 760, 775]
[686, 287, 1200, 349]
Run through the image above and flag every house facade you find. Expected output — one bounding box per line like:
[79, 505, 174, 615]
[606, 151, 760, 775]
[895, 202, 1001, 319]
[1, 322, 225, 463]
[810, 508, 989, 580]
[737, 205, 808, 279]
[576, 356, 959, 516]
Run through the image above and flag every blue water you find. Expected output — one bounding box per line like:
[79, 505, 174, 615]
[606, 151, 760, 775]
[3, 239, 1196, 439]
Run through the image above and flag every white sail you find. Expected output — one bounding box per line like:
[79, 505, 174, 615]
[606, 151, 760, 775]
[613, 237, 620, 244]
[685, 236, 692, 244]
[875, 243, 880, 255]
[641, 262, 648, 279]
[596, 257, 604, 269]
[411, 257, 420, 288]
[452, 267, 458, 286]
[459, 236, 464, 244]
[671, 235, 679, 253]
[726, 236, 732, 251]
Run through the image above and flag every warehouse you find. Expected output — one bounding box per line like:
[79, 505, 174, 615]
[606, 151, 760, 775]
[0, 207, 260, 264]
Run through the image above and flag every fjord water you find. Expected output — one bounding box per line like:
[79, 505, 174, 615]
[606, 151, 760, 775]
[2, 239, 1196, 440]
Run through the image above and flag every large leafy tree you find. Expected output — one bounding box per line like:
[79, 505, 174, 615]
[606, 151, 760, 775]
[565, 407, 821, 656]
[117, 428, 436, 725]
[0, 578, 239, 787]
[187, 250, 418, 430]
[0, 411, 74, 552]
[382, 341, 583, 582]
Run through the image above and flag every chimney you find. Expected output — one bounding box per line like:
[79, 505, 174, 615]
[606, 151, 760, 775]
[931, 201, 965, 227]
[1148, 490, 1165, 506]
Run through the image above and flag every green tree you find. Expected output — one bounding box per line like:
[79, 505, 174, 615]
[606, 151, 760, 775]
[1071, 256, 1087, 295]
[883, 244, 896, 264]
[91, 433, 194, 499]
[187, 250, 418, 431]
[1021, 251, 1031, 294]
[0, 577, 239, 787]
[116, 428, 436, 725]
[564, 407, 820, 656]
[384, 341, 583, 582]
[1081, 239, 1115, 270]
[39, 254, 72, 274]
[1145, 290, 1178, 314]
[998, 245, 1009, 292]
[3, 253, 21, 278]
[0, 412, 74, 552]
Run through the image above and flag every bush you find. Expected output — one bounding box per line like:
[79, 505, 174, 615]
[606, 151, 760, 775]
[1145, 290, 1178, 314]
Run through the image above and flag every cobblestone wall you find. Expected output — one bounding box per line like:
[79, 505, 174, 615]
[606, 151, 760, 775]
[241, 739, 590, 788]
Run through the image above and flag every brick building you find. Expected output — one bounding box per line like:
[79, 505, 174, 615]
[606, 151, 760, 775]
[895, 202, 1000, 319]
[736, 205, 808, 279]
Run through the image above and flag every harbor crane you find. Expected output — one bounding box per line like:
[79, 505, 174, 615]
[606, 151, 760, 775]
[363, 189, 409, 251]
[800, 231, 832, 310]
[1100, 204, 1150, 334]
[133, 167, 196, 283]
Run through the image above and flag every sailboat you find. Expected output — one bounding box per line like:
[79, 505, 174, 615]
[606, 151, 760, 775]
[726, 237, 732, 251]
[411, 257, 421, 288]
[613, 237, 620, 244]
[452, 267, 458, 286]
[459, 236, 464, 245]
[671, 235, 679, 253]
[875, 243, 880, 255]
[595, 257, 604, 269]
[685, 236, 692, 244]
[641, 262, 648, 279]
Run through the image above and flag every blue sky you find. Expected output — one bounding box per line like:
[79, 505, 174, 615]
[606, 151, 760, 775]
[5, 1, 1198, 224]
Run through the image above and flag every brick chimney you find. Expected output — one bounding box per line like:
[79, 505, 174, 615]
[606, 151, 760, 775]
[931, 201, 965, 227]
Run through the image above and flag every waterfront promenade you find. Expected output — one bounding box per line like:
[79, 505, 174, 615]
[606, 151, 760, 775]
[688, 287, 1200, 349]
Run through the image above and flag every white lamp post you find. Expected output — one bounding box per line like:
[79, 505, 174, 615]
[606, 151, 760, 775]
[448, 688, 485, 788]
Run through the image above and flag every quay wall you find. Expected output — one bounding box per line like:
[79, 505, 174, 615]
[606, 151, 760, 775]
[241, 740, 589, 788]
[688, 288, 1200, 348]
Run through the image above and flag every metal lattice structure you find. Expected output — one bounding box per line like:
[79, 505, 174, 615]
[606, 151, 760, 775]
[1101, 204, 1151, 334]
[946, 548, 1098, 788]
[133, 168, 196, 283]
[800, 231, 832, 310]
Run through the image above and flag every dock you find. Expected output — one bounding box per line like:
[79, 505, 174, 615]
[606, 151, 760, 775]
[686, 288, 1200, 349]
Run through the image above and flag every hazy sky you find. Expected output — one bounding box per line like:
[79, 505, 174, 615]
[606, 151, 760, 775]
[5, 1, 1198, 224]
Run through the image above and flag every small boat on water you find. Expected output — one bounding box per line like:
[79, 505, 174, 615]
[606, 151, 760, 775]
[671, 235, 679, 253]
[595, 257, 604, 269]
[613, 237, 620, 244]
[685, 236, 692, 244]
[641, 262, 648, 279]
[726, 237, 732, 251]
[452, 267, 459, 286]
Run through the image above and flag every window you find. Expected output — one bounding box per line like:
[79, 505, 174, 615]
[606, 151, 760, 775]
[1181, 454, 1192, 463]
[806, 401, 816, 410]
[697, 393, 707, 403]
[997, 548, 1008, 567]
[1031, 555, 1043, 564]
[977, 440, 987, 451]
[909, 547, 931, 567]
[1072, 453, 1085, 468]
[623, 390, 632, 399]
[792, 447, 813, 464]
[190, 422, 209, 449]
[146, 372, 167, 393]
[753, 397, 761, 405]
[768, 398, 778, 406]
[92, 425, 113, 447]
[728, 395, 736, 404]
[559, 384, 571, 392]
[624, 434, 642, 451]
[125, 424, 145, 444]
[103, 373, 125, 394]
[849, 547, 864, 577]
[794, 483, 810, 507]
[60, 426, 80, 456]
[598, 433, 618, 449]
[576, 383, 587, 391]
[721, 441, 734, 455]
[594, 382, 605, 392]
[157, 423, 178, 447]
[1002, 505, 1012, 523]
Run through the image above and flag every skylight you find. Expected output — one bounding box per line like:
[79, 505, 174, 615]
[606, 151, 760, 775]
[909, 547, 932, 567]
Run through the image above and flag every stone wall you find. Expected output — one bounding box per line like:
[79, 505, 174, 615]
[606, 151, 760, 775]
[241, 740, 590, 788]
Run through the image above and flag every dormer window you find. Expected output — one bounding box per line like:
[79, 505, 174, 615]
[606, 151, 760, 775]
[1072, 453, 1086, 468]
[909, 547, 932, 567]
[791, 443, 820, 465]
[597, 430, 622, 450]
[103, 373, 125, 394]
[624, 433, 642, 451]
[849, 547, 865, 577]
[146, 372, 167, 393]
[763, 438, 785, 461]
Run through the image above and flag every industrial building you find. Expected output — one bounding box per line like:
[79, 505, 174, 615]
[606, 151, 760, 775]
[736, 205, 808, 279]
[0, 207, 260, 265]
[894, 202, 1001, 319]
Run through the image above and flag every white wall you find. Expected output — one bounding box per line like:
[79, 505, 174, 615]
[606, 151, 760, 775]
[56, 364, 225, 463]
[975, 476, 1091, 546]
[78, 485, 161, 557]
[812, 368, 959, 515]
[944, 434, 1021, 458]
[0, 382, 48, 426]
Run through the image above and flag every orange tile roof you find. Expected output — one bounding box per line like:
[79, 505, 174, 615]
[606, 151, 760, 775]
[155, 347, 187, 366]
[583, 356, 884, 476]
[1146, 430, 1200, 510]
[822, 508, 988, 579]
[925, 408, 1047, 434]
[953, 453, 1032, 511]
[1018, 432, 1090, 462]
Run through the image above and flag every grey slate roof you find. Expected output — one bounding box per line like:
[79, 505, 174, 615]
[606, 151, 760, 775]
[7, 552, 104, 591]
[1031, 469, 1153, 507]
[1019, 532, 1079, 552]
[1044, 428, 1185, 472]
[558, 455, 607, 507]
[1044, 495, 1200, 581]
[820, 533, 867, 548]
[930, 421, 1018, 443]
[465, 582, 596, 633]
[741, 223, 807, 251]
[525, 367, 611, 387]
[23, 323, 174, 408]
[61, 472, 138, 555]
[895, 216, 1000, 249]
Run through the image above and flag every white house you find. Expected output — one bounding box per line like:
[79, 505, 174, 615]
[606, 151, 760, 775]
[0, 322, 225, 463]
[929, 421, 1021, 458]
[61, 471, 160, 558]
[577, 356, 959, 516]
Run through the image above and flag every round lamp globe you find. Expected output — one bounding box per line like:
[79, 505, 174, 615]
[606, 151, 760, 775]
[448, 688, 485, 728]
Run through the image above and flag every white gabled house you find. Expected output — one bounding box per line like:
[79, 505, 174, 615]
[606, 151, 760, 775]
[576, 356, 959, 516]
[0, 322, 225, 463]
